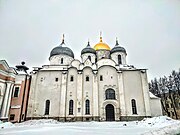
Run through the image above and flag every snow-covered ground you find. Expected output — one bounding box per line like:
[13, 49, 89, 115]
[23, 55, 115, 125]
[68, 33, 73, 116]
[0, 116, 180, 135]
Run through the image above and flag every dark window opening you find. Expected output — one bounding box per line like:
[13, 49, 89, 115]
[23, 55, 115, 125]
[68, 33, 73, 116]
[118, 55, 122, 65]
[69, 100, 74, 115]
[78, 108, 81, 112]
[100, 75, 103, 81]
[14, 87, 19, 97]
[61, 58, 63, 64]
[85, 99, 90, 114]
[131, 99, 137, 114]
[70, 76, 74, 82]
[105, 89, 116, 100]
[86, 76, 89, 81]
[55, 78, 58, 82]
[45, 100, 50, 115]
[88, 56, 91, 61]
[10, 114, 15, 120]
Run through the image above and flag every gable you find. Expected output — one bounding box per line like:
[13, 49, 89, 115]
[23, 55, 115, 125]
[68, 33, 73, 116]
[0, 60, 10, 71]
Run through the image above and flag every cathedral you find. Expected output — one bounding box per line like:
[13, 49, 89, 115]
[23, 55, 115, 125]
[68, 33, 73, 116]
[26, 35, 162, 121]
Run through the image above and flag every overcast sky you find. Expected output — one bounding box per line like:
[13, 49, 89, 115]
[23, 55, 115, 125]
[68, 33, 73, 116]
[0, 0, 180, 80]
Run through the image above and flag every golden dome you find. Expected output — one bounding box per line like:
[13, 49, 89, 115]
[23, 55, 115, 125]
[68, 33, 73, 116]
[94, 37, 111, 51]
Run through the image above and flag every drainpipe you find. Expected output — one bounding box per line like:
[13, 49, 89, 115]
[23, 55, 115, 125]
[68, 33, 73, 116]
[19, 75, 27, 123]
[24, 75, 31, 121]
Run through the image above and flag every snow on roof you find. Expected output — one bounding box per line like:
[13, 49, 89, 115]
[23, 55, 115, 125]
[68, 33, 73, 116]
[149, 92, 160, 99]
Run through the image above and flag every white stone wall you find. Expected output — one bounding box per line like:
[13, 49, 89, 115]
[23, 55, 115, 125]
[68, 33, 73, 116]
[97, 59, 116, 69]
[49, 55, 74, 65]
[82, 67, 94, 117]
[111, 52, 127, 65]
[122, 70, 147, 116]
[27, 70, 63, 117]
[66, 68, 78, 117]
[97, 66, 120, 120]
[150, 98, 162, 116]
[81, 53, 96, 63]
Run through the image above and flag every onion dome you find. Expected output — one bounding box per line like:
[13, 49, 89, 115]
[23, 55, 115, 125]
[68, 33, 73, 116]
[50, 35, 74, 58]
[110, 38, 126, 54]
[81, 41, 96, 55]
[94, 36, 110, 51]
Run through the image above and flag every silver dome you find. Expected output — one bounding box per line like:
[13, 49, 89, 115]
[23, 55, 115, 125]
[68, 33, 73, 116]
[50, 44, 74, 58]
[81, 42, 96, 55]
[110, 40, 126, 54]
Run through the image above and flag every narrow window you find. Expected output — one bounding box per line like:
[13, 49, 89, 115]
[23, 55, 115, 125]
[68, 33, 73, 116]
[55, 78, 58, 82]
[131, 99, 137, 114]
[100, 75, 103, 81]
[105, 89, 115, 99]
[88, 56, 91, 61]
[78, 108, 81, 113]
[45, 100, 50, 115]
[61, 58, 63, 64]
[86, 76, 89, 81]
[10, 114, 15, 120]
[118, 55, 122, 64]
[69, 100, 74, 115]
[85, 99, 90, 114]
[70, 76, 74, 82]
[14, 87, 19, 97]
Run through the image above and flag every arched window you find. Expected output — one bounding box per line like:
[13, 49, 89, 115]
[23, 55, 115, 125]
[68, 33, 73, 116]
[100, 75, 103, 81]
[88, 56, 91, 61]
[14, 87, 20, 97]
[118, 55, 122, 65]
[131, 99, 137, 114]
[45, 100, 50, 115]
[105, 89, 116, 100]
[70, 76, 74, 82]
[61, 58, 63, 64]
[69, 100, 74, 115]
[86, 76, 89, 81]
[85, 99, 90, 114]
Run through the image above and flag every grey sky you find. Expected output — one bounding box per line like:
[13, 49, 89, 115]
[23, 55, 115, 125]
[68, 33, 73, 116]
[0, 0, 180, 80]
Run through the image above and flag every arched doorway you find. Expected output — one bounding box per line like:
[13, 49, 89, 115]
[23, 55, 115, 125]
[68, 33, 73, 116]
[105, 104, 115, 121]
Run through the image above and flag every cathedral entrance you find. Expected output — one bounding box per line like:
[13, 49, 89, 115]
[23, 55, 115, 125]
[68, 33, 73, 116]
[105, 104, 115, 121]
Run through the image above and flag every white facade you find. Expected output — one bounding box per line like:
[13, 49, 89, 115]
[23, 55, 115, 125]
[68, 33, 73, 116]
[27, 38, 162, 121]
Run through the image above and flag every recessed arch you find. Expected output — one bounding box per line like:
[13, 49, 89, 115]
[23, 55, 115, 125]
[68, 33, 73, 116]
[105, 104, 115, 121]
[45, 100, 50, 115]
[105, 88, 116, 100]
